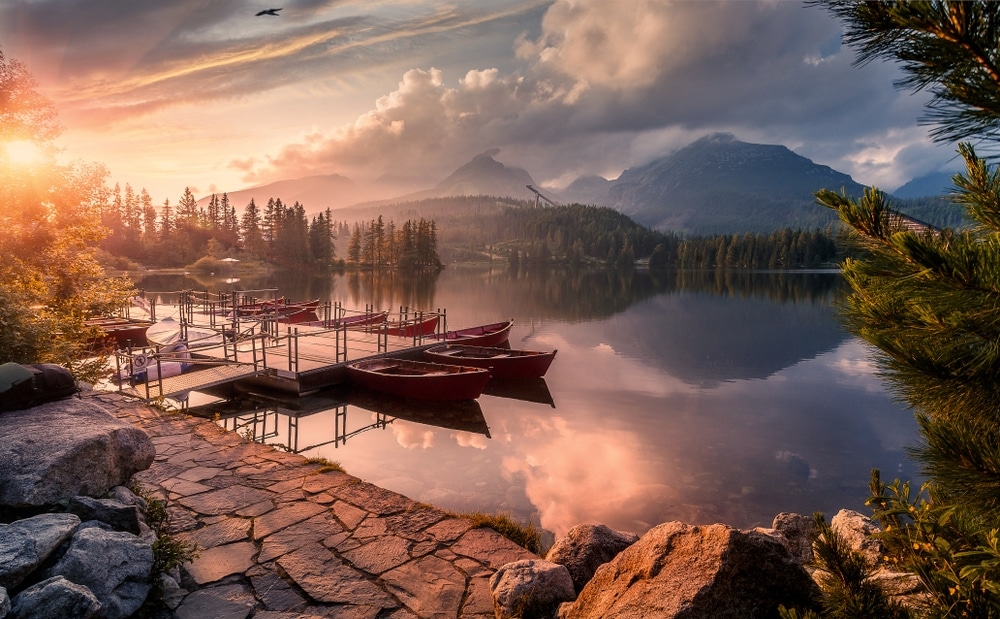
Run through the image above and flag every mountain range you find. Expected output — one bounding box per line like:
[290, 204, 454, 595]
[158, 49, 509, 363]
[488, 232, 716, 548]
[199, 134, 952, 236]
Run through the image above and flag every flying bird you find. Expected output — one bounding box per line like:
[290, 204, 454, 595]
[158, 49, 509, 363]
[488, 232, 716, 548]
[256, 8, 282, 16]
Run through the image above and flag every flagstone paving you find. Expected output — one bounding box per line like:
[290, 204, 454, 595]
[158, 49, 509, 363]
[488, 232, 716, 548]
[85, 390, 537, 618]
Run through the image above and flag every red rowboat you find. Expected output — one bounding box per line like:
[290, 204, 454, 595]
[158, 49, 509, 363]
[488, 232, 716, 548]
[382, 314, 441, 337]
[298, 310, 389, 330]
[428, 319, 513, 347]
[424, 344, 556, 379]
[346, 358, 491, 401]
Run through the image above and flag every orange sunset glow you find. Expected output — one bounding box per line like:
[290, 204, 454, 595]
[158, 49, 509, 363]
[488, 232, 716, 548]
[1, 1, 949, 208]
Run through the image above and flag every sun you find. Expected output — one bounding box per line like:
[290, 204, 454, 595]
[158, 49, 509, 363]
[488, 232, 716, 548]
[3, 140, 44, 165]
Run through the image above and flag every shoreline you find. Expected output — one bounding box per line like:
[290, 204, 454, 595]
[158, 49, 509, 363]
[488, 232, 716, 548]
[86, 388, 537, 617]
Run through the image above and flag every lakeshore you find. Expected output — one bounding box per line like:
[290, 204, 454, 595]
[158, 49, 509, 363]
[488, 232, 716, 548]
[85, 388, 537, 618]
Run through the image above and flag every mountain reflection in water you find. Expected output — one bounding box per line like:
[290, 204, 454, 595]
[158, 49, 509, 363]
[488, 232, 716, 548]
[138, 267, 917, 539]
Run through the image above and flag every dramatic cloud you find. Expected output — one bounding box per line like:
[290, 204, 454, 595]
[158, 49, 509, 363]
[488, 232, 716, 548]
[0, 0, 957, 200]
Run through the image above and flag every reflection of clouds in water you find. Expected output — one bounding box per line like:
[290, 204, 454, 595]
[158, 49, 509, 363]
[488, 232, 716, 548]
[453, 432, 489, 450]
[785, 340, 888, 394]
[499, 417, 673, 538]
[391, 424, 435, 450]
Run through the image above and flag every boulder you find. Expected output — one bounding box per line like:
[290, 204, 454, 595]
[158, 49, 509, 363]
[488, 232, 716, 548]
[0, 513, 81, 589]
[545, 523, 639, 593]
[68, 496, 143, 535]
[8, 576, 101, 619]
[558, 521, 818, 619]
[755, 512, 816, 566]
[830, 509, 884, 569]
[46, 526, 154, 619]
[490, 559, 576, 619]
[0, 399, 155, 508]
[1, 586, 9, 617]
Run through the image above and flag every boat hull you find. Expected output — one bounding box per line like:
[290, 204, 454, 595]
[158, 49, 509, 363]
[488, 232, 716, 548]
[429, 319, 513, 347]
[347, 358, 491, 401]
[383, 314, 441, 337]
[424, 344, 556, 379]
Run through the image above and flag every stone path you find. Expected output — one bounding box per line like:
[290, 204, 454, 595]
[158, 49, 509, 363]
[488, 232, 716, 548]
[86, 390, 537, 619]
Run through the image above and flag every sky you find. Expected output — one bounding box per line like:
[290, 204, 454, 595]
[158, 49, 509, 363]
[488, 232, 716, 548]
[0, 0, 962, 205]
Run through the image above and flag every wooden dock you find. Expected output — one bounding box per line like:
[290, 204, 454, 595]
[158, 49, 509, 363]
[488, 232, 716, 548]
[109, 295, 455, 402]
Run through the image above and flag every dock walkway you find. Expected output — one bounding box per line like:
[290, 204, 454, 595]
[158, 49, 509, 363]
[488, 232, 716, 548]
[88, 389, 537, 618]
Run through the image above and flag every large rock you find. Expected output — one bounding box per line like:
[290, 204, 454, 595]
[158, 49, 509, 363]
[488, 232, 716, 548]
[0, 399, 155, 508]
[545, 523, 639, 593]
[490, 559, 576, 619]
[755, 512, 816, 566]
[8, 576, 101, 619]
[830, 509, 884, 569]
[0, 513, 81, 589]
[46, 526, 154, 619]
[559, 521, 818, 619]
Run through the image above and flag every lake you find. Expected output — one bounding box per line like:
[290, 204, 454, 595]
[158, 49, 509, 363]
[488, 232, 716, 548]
[131, 265, 920, 540]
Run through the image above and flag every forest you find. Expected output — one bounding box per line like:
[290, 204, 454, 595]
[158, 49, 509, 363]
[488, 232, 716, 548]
[89, 185, 846, 272]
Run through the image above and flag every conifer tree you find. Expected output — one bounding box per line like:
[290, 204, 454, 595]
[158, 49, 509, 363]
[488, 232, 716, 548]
[807, 2, 1000, 614]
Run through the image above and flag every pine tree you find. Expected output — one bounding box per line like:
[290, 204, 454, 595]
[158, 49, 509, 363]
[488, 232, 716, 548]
[809, 2, 1000, 614]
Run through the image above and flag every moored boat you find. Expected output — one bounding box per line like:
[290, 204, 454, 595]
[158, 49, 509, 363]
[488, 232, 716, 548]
[382, 314, 441, 337]
[346, 358, 491, 401]
[424, 344, 556, 379]
[297, 309, 389, 330]
[85, 317, 153, 349]
[427, 319, 514, 347]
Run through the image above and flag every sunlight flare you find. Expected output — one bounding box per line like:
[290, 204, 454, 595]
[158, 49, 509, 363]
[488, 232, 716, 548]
[3, 140, 44, 166]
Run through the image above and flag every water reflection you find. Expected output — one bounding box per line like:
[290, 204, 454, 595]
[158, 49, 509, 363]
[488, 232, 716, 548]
[194, 388, 491, 453]
[137, 267, 918, 540]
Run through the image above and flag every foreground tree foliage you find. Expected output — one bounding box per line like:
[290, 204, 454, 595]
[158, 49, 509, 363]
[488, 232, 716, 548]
[789, 2, 1000, 617]
[0, 48, 133, 382]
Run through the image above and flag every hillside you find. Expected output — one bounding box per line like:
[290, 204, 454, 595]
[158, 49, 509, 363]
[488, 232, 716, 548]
[195, 173, 371, 211]
[560, 133, 866, 235]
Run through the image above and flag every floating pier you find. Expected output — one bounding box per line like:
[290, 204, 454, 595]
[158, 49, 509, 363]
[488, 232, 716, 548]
[111, 288, 460, 403]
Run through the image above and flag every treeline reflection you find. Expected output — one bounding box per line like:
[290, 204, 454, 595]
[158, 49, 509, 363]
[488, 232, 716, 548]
[135, 266, 845, 325]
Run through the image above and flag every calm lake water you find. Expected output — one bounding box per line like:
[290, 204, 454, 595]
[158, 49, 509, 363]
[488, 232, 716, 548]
[132, 266, 920, 539]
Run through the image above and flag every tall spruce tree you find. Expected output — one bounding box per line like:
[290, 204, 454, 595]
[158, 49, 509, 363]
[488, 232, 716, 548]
[805, 2, 1000, 616]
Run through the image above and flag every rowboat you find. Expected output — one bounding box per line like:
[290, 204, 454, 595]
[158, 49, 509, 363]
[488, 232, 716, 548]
[427, 319, 514, 347]
[230, 298, 319, 318]
[271, 306, 320, 325]
[85, 317, 153, 349]
[346, 358, 491, 401]
[382, 314, 441, 337]
[424, 344, 556, 379]
[297, 310, 389, 330]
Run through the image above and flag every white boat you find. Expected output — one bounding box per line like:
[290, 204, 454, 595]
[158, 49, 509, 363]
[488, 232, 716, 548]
[145, 316, 228, 350]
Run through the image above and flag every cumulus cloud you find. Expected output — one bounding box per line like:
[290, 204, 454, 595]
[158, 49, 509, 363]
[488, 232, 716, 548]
[1, 0, 958, 197]
[240, 0, 945, 190]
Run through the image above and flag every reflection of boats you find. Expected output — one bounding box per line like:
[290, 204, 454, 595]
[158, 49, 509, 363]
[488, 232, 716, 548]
[343, 388, 490, 437]
[424, 344, 556, 378]
[427, 319, 514, 347]
[346, 358, 491, 401]
[482, 377, 556, 408]
[383, 314, 441, 337]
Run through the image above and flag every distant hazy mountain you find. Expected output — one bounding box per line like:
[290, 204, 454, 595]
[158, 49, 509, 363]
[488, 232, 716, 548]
[891, 171, 957, 198]
[561, 133, 865, 235]
[390, 149, 539, 203]
[196, 173, 369, 211]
